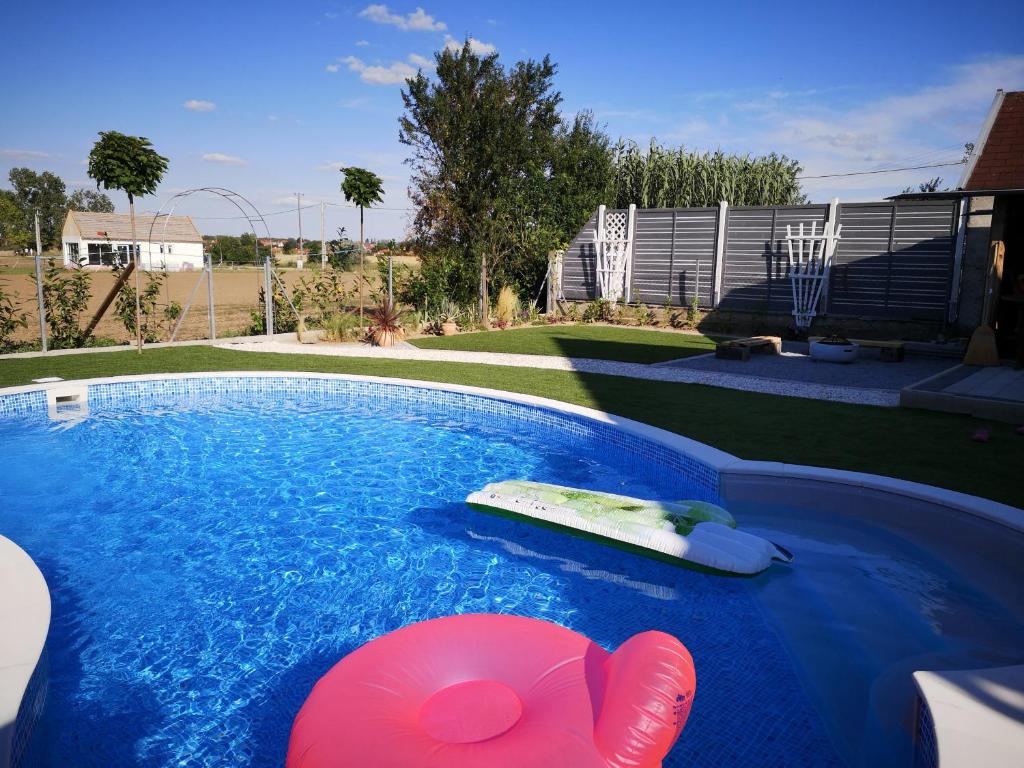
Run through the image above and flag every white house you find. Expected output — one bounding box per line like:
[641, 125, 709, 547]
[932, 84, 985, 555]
[62, 211, 205, 271]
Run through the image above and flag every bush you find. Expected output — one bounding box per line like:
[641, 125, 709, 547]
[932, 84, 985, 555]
[495, 285, 520, 325]
[247, 281, 298, 335]
[322, 312, 361, 342]
[0, 279, 27, 353]
[40, 258, 91, 348]
[111, 264, 174, 343]
[582, 298, 614, 323]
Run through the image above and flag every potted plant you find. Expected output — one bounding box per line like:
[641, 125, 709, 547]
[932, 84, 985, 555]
[437, 300, 460, 336]
[367, 299, 405, 347]
[809, 334, 859, 363]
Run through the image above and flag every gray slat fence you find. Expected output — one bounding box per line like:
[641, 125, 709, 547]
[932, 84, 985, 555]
[559, 200, 959, 322]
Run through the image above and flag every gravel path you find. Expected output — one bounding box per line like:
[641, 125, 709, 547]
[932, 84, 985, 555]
[218, 337, 905, 407]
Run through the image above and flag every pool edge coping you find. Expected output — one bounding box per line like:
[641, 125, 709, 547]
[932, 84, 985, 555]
[0, 535, 51, 768]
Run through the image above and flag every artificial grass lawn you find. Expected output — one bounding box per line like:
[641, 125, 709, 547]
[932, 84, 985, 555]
[1, 346, 1021, 508]
[410, 324, 718, 364]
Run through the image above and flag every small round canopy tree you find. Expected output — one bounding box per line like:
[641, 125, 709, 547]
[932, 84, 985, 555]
[340, 167, 384, 321]
[87, 131, 169, 352]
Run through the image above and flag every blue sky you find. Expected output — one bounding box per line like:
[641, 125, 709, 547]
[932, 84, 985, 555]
[2, 0, 1023, 238]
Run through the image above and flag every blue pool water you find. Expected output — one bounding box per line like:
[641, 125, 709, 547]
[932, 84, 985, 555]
[2, 383, 1020, 767]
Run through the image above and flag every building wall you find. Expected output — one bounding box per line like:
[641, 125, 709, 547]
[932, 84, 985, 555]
[955, 196, 995, 333]
[61, 237, 205, 271]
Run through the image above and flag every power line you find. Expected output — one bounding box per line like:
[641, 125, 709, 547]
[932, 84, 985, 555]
[797, 160, 965, 180]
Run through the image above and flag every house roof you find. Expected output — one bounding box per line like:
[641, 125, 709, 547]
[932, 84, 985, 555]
[960, 90, 1024, 191]
[64, 211, 203, 243]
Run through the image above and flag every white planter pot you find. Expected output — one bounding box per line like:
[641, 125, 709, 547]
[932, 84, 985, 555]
[809, 340, 859, 363]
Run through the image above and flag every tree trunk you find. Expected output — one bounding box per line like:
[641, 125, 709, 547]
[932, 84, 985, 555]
[479, 252, 489, 328]
[358, 205, 364, 322]
[129, 196, 142, 353]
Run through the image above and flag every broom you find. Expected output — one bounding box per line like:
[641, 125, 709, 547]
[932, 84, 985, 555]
[963, 241, 1004, 366]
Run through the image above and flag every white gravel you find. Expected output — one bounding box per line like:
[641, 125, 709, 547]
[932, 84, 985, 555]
[217, 338, 900, 407]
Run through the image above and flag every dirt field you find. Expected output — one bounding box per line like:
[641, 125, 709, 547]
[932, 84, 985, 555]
[1, 255, 411, 344]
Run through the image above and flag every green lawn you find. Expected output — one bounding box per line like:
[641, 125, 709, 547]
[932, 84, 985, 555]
[1, 346, 1020, 507]
[410, 324, 718, 364]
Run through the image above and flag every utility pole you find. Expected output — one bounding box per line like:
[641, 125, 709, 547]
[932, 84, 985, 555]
[34, 211, 47, 352]
[320, 201, 327, 269]
[296, 193, 303, 264]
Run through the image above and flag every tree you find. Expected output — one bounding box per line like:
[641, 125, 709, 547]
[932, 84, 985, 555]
[902, 177, 945, 194]
[0, 191, 31, 250]
[340, 166, 384, 320]
[67, 189, 115, 213]
[87, 131, 168, 352]
[7, 168, 67, 249]
[400, 40, 562, 318]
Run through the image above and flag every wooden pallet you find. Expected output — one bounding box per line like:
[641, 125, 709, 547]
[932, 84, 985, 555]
[810, 337, 905, 362]
[715, 335, 782, 361]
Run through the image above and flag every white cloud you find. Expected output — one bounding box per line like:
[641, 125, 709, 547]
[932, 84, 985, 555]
[358, 4, 446, 32]
[0, 148, 50, 159]
[407, 52, 434, 69]
[202, 152, 247, 166]
[444, 35, 496, 56]
[342, 55, 417, 85]
[184, 99, 216, 112]
[355, 39, 371, 47]
[267, 114, 279, 121]
[325, 63, 340, 73]
[316, 161, 347, 172]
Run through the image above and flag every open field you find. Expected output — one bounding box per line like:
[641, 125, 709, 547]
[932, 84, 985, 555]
[411, 324, 719, 364]
[1, 345, 1020, 507]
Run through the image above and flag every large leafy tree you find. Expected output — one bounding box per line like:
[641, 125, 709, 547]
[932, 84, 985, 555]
[87, 131, 169, 352]
[67, 188, 115, 213]
[0, 190, 31, 250]
[7, 168, 67, 248]
[400, 41, 606, 314]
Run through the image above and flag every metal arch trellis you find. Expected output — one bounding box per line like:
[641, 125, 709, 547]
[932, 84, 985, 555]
[148, 187, 300, 342]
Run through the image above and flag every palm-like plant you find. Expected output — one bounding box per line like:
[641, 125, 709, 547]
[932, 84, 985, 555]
[340, 167, 384, 321]
[87, 131, 168, 352]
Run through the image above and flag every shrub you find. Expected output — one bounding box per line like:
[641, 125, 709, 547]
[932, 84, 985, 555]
[112, 264, 173, 343]
[636, 303, 656, 326]
[687, 294, 701, 325]
[247, 281, 298, 335]
[322, 311, 361, 342]
[40, 258, 91, 348]
[495, 285, 520, 325]
[367, 300, 405, 346]
[0, 280, 27, 352]
[582, 298, 614, 323]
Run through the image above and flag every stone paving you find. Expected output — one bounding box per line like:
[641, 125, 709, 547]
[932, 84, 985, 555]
[661, 341, 955, 391]
[217, 336, 926, 407]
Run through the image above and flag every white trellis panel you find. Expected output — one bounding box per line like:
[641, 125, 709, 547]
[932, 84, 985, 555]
[786, 218, 842, 329]
[595, 203, 636, 303]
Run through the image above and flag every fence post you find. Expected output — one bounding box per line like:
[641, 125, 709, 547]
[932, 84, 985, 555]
[948, 196, 969, 324]
[820, 197, 839, 314]
[624, 203, 636, 303]
[712, 201, 728, 307]
[264, 257, 274, 338]
[206, 253, 216, 341]
[34, 212, 47, 352]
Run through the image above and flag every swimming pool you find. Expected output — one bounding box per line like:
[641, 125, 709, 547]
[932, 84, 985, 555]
[2, 375, 1021, 767]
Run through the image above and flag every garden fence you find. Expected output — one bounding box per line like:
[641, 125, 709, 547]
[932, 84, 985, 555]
[558, 199, 961, 323]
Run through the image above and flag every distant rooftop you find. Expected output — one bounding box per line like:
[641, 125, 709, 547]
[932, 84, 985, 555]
[64, 211, 203, 243]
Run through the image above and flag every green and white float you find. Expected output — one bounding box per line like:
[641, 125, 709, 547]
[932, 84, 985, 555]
[465, 480, 793, 575]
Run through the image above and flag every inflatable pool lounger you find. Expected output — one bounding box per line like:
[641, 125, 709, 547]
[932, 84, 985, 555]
[466, 480, 793, 575]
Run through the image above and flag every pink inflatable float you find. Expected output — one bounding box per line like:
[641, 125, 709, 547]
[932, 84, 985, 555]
[287, 614, 696, 768]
